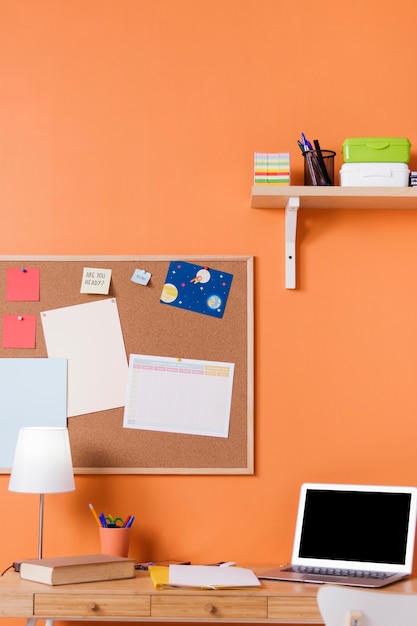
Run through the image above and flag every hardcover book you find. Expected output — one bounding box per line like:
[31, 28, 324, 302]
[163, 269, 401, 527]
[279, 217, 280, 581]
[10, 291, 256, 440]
[19, 553, 135, 585]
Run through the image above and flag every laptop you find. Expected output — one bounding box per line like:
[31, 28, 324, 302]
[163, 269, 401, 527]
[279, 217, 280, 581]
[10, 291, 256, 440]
[259, 483, 417, 588]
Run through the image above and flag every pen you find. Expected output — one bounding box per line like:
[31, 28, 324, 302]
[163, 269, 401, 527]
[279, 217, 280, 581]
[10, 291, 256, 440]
[301, 132, 313, 151]
[88, 503, 101, 527]
[125, 515, 135, 528]
[313, 139, 333, 185]
[99, 512, 108, 528]
[305, 150, 317, 185]
[123, 515, 132, 528]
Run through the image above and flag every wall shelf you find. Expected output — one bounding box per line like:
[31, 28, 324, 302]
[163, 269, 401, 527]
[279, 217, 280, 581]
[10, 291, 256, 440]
[251, 185, 417, 288]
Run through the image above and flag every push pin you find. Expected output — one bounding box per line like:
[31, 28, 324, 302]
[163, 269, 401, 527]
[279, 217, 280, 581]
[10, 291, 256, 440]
[17, 315, 23, 321]
[21, 268, 26, 273]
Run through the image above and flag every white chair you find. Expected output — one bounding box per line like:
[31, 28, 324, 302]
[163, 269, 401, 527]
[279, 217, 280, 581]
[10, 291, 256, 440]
[318, 584, 417, 626]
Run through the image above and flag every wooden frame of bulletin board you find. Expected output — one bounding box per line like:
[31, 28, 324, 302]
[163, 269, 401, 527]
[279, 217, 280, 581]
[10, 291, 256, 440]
[0, 256, 253, 475]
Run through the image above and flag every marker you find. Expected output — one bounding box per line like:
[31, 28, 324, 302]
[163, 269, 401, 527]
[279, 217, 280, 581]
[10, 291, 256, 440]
[88, 503, 101, 527]
[99, 512, 108, 528]
[123, 515, 132, 528]
[125, 515, 135, 528]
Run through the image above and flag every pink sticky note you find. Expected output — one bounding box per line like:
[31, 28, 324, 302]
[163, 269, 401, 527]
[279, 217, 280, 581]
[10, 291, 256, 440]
[2, 315, 36, 348]
[6, 267, 40, 301]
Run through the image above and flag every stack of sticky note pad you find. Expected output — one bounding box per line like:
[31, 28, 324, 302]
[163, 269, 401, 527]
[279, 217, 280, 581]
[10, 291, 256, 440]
[410, 171, 417, 187]
[254, 152, 290, 185]
[340, 137, 411, 187]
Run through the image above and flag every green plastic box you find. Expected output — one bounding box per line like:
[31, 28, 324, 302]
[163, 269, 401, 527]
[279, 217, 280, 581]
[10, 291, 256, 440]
[342, 137, 411, 163]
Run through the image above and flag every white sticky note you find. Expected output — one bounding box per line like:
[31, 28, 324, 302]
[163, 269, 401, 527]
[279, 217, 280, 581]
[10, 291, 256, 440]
[80, 267, 112, 294]
[131, 268, 151, 286]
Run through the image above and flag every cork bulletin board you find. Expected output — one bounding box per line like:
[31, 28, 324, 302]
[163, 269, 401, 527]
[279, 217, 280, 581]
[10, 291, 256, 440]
[0, 256, 254, 474]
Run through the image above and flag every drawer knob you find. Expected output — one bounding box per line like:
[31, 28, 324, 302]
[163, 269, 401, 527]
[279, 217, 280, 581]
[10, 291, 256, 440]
[87, 602, 97, 611]
[204, 603, 215, 613]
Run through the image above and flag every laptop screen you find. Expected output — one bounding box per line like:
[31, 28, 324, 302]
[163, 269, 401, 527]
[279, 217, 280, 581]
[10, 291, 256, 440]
[293, 483, 417, 573]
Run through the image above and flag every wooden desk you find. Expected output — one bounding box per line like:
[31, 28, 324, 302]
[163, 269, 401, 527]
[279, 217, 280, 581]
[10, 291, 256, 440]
[1, 566, 417, 624]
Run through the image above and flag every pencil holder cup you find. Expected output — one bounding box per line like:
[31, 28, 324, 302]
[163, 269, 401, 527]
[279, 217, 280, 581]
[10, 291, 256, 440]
[303, 149, 336, 186]
[99, 527, 131, 558]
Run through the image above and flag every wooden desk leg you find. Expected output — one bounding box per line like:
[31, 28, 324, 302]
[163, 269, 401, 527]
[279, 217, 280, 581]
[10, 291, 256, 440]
[26, 621, 54, 626]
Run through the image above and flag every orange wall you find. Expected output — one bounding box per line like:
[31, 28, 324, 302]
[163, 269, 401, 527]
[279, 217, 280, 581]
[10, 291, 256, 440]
[2, 1, 417, 624]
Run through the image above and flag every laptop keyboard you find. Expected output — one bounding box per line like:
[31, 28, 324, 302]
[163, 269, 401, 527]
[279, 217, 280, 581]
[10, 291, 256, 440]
[284, 565, 393, 580]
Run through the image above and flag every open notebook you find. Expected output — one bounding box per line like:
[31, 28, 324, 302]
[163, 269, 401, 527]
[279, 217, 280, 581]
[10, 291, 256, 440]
[149, 565, 261, 590]
[259, 483, 417, 588]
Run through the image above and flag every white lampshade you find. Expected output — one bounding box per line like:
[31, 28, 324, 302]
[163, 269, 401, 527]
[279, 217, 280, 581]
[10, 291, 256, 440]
[8, 427, 75, 559]
[9, 426, 75, 494]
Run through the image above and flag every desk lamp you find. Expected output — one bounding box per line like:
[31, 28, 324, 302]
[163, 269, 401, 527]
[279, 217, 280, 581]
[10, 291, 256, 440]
[8, 426, 75, 559]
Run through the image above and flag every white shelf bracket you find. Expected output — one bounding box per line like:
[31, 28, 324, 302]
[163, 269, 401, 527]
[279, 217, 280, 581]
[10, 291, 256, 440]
[285, 196, 300, 289]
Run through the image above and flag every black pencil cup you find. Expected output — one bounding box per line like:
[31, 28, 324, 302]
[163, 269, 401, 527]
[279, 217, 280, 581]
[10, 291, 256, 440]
[303, 150, 336, 186]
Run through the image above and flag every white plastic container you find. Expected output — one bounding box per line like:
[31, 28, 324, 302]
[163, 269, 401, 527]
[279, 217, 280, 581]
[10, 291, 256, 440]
[340, 162, 410, 187]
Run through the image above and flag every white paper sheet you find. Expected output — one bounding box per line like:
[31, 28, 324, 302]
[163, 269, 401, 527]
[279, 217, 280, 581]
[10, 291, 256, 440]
[123, 354, 234, 438]
[0, 358, 67, 468]
[41, 298, 128, 417]
[169, 565, 260, 589]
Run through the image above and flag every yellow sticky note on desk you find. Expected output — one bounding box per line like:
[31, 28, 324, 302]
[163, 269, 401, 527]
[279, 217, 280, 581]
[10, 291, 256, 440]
[148, 566, 170, 590]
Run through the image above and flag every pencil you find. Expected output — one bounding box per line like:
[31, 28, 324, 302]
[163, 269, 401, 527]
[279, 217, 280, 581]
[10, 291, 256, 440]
[88, 502, 101, 527]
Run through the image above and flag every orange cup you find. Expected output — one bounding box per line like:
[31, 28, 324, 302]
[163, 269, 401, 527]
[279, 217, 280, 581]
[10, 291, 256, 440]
[99, 527, 131, 557]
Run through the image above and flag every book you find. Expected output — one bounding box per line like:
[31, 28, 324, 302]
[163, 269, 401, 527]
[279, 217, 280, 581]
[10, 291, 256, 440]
[149, 565, 261, 590]
[19, 553, 136, 586]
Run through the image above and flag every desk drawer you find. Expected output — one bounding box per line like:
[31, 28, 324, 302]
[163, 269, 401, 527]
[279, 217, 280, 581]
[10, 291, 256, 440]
[34, 593, 151, 618]
[152, 594, 268, 619]
[268, 596, 322, 622]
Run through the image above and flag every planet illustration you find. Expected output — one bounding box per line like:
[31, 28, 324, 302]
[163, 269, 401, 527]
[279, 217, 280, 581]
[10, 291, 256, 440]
[160, 283, 178, 303]
[207, 294, 221, 310]
[196, 268, 211, 283]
